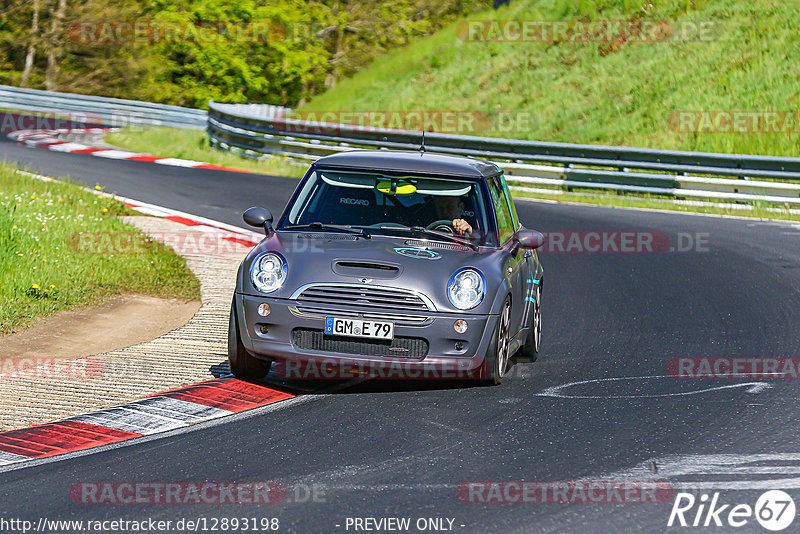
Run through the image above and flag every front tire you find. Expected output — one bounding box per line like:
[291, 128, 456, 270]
[518, 282, 542, 361]
[479, 297, 512, 386]
[228, 298, 271, 380]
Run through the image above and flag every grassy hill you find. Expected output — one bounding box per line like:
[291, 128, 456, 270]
[302, 0, 800, 157]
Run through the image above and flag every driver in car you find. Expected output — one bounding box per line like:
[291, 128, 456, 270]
[433, 195, 473, 236]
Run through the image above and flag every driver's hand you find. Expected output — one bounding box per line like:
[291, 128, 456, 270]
[453, 218, 472, 235]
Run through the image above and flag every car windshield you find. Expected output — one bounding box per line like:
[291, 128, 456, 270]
[282, 169, 494, 245]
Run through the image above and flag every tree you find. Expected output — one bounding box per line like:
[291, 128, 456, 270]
[20, 0, 39, 87]
[1, 0, 492, 106]
[45, 0, 67, 90]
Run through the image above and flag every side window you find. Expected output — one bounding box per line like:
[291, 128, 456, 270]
[488, 176, 515, 245]
[500, 174, 519, 230]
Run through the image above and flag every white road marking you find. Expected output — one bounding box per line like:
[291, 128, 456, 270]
[535, 375, 772, 399]
[153, 158, 206, 167]
[601, 453, 800, 490]
[48, 142, 91, 152]
[0, 451, 31, 465]
[92, 149, 144, 159]
[65, 405, 188, 435]
[187, 225, 229, 234]
[124, 205, 174, 217]
[120, 396, 232, 422]
[25, 138, 60, 146]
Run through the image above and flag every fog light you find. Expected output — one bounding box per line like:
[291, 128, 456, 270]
[259, 325, 269, 334]
[258, 303, 271, 317]
[454, 319, 468, 333]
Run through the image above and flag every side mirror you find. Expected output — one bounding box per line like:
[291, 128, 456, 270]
[243, 206, 274, 235]
[516, 229, 544, 250]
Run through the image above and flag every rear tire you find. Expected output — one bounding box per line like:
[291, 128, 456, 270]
[228, 298, 271, 380]
[479, 297, 512, 386]
[518, 283, 542, 361]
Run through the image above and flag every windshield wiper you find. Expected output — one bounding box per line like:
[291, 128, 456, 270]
[406, 225, 478, 250]
[283, 222, 371, 239]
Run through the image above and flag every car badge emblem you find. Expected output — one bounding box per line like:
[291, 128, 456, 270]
[360, 278, 371, 284]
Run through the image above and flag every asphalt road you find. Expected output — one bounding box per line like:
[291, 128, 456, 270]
[3, 139, 800, 533]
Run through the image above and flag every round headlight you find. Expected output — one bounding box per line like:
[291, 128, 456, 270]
[447, 268, 485, 310]
[251, 252, 287, 293]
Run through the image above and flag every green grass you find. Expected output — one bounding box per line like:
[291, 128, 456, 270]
[106, 127, 306, 178]
[0, 164, 200, 335]
[302, 0, 800, 157]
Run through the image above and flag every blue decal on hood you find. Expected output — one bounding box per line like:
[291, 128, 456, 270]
[393, 247, 441, 260]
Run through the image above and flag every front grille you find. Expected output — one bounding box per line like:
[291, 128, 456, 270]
[290, 306, 431, 325]
[294, 284, 432, 313]
[292, 328, 428, 359]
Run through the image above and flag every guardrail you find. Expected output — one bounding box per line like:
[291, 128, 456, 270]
[0, 85, 207, 130]
[208, 101, 800, 205]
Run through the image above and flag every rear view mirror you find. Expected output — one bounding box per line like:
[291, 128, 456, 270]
[516, 229, 544, 250]
[377, 179, 417, 196]
[243, 206, 274, 235]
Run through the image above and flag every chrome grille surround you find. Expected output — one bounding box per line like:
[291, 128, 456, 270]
[289, 283, 437, 314]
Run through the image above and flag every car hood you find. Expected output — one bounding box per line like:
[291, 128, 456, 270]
[237, 231, 507, 314]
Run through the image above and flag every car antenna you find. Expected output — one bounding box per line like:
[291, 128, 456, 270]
[419, 129, 426, 154]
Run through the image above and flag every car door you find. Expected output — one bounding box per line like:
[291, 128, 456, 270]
[500, 176, 539, 330]
[487, 174, 527, 341]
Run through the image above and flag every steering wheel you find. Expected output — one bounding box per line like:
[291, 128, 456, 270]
[426, 219, 454, 234]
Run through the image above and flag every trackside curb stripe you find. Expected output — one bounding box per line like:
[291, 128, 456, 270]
[157, 378, 296, 412]
[0, 421, 141, 459]
[0, 379, 296, 465]
[121, 202, 260, 247]
[8, 128, 253, 174]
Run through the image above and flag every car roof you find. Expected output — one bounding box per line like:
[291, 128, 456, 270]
[312, 150, 501, 179]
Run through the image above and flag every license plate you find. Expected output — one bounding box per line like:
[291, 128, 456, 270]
[325, 317, 394, 340]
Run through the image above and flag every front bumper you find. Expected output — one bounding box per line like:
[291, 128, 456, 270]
[234, 293, 498, 377]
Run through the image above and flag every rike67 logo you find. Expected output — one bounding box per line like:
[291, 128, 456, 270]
[668, 490, 796, 531]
